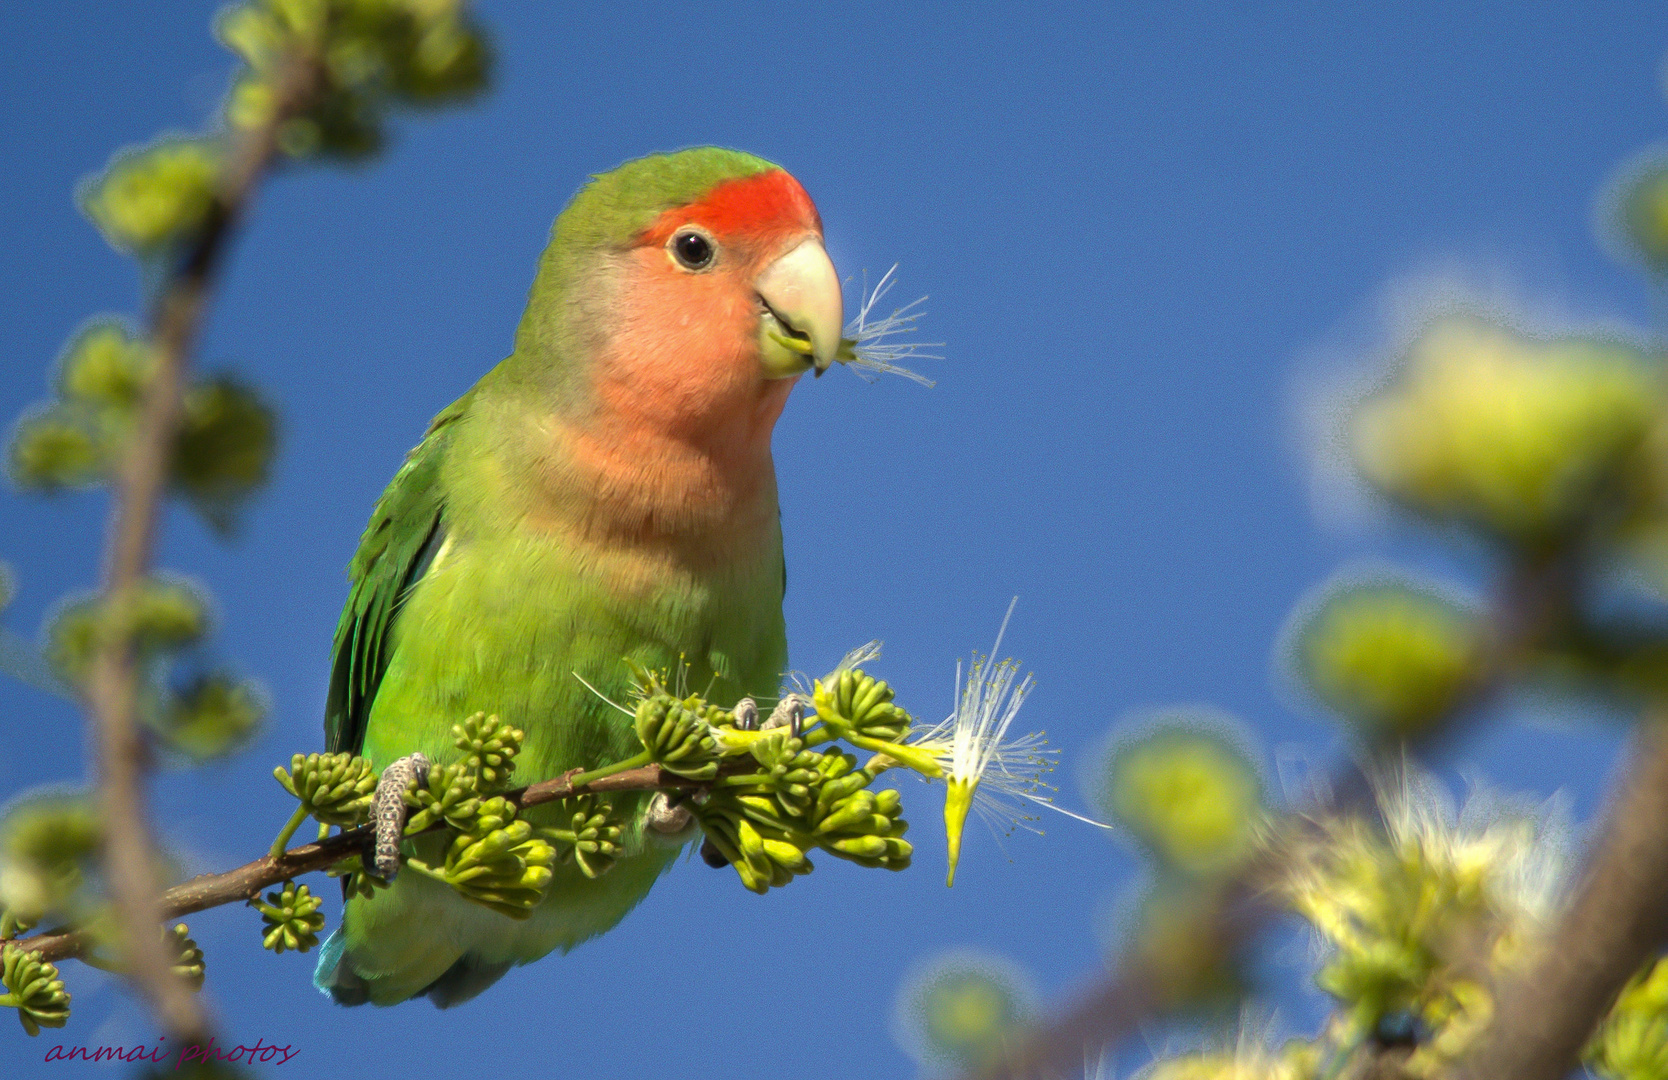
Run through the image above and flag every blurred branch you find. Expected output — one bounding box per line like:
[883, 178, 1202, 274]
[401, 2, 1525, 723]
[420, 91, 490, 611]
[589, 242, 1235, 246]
[1446, 715, 1668, 1080]
[84, 50, 323, 1041]
[973, 782, 1362, 1080]
[969, 554, 1575, 1080]
[13, 763, 698, 965]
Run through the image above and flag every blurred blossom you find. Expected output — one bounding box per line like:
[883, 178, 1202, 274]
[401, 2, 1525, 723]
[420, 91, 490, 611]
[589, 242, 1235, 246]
[1281, 571, 1481, 741]
[1352, 316, 1660, 543]
[1090, 711, 1264, 877]
[1596, 147, 1668, 278]
[1587, 954, 1668, 1080]
[1138, 1039, 1319, 1080]
[78, 139, 222, 256]
[1279, 766, 1568, 1071]
[0, 791, 103, 935]
[892, 949, 1036, 1075]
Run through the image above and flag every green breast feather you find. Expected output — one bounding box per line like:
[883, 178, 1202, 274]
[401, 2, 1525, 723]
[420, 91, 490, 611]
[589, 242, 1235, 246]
[316, 389, 788, 1008]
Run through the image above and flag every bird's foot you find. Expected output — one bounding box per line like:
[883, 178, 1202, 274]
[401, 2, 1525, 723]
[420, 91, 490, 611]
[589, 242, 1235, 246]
[644, 792, 694, 837]
[372, 752, 431, 880]
[733, 697, 759, 731]
[700, 838, 730, 868]
[762, 694, 808, 738]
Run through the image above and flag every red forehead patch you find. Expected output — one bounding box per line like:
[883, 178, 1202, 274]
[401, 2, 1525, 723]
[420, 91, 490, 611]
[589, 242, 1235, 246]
[639, 169, 821, 247]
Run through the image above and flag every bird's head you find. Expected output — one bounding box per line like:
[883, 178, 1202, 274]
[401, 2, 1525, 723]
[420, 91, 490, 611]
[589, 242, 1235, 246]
[515, 148, 842, 441]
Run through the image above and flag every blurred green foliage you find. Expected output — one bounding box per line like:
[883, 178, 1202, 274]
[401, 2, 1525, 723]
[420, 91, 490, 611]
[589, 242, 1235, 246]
[1603, 152, 1668, 278]
[1589, 956, 1668, 1080]
[1, 0, 492, 1039]
[80, 140, 221, 256]
[0, 794, 103, 938]
[1353, 317, 1659, 545]
[9, 321, 277, 534]
[41, 579, 266, 762]
[221, 0, 490, 160]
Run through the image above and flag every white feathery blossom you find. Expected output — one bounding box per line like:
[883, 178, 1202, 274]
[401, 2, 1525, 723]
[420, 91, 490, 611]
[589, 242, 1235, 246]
[912, 599, 1106, 885]
[838, 265, 942, 386]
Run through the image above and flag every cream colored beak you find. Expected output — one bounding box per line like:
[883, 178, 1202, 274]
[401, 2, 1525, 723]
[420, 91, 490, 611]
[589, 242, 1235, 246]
[756, 237, 842, 378]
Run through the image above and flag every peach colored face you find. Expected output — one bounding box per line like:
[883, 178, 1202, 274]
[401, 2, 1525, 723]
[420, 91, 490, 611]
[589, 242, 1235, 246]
[589, 170, 844, 445]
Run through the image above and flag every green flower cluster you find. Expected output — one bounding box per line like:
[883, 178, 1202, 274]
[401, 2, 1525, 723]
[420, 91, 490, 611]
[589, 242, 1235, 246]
[275, 752, 378, 827]
[540, 795, 622, 880]
[270, 751, 379, 857]
[404, 713, 525, 832]
[635, 694, 724, 780]
[809, 668, 918, 761]
[695, 732, 911, 895]
[405, 797, 556, 919]
[252, 882, 326, 955]
[0, 944, 70, 1037]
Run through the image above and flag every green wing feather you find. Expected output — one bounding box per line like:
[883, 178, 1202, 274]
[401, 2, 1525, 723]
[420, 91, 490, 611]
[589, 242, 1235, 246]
[325, 394, 470, 755]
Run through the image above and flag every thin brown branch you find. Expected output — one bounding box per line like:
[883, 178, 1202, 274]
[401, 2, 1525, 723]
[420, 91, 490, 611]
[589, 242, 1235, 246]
[1446, 716, 1668, 1080]
[83, 53, 322, 1041]
[14, 764, 698, 965]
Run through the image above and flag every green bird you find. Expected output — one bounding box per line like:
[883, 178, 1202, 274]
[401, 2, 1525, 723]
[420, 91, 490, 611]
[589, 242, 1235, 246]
[314, 147, 843, 1007]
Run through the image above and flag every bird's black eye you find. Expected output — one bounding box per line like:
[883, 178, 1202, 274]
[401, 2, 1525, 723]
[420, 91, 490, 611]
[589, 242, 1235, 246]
[670, 229, 715, 270]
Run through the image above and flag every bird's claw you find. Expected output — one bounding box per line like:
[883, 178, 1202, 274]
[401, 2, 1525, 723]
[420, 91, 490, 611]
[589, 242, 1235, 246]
[762, 694, 807, 739]
[733, 697, 759, 732]
[373, 752, 430, 880]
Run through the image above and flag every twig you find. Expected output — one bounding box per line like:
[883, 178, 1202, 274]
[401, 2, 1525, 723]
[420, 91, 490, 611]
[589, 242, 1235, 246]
[14, 763, 698, 965]
[1446, 716, 1668, 1080]
[82, 52, 322, 1040]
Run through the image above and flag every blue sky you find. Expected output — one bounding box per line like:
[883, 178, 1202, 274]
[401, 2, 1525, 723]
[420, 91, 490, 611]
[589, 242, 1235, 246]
[4, 2, 1668, 1076]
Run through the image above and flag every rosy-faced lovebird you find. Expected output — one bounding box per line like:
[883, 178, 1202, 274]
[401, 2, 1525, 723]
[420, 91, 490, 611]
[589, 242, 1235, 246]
[313, 148, 842, 1006]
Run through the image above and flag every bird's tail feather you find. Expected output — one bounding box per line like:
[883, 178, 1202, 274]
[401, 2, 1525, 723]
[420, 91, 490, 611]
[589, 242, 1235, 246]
[313, 928, 370, 1007]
